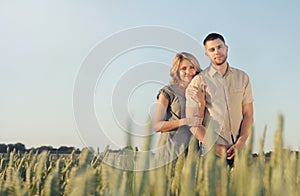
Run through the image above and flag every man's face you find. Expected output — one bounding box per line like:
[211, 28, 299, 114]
[204, 38, 228, 66]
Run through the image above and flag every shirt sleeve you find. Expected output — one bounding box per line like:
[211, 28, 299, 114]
[157, 86, 174, 103]
[242, 74, 254, 105]
[186, 75, 202, 117]
[157, 87, 169, 101]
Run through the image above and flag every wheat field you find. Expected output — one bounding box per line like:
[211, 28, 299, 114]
[0, 114, 299, 195]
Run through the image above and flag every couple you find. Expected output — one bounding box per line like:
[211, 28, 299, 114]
[154, 33, 254, 164]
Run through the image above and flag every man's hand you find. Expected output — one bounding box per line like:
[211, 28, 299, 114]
[215, 144, 237, 160]
[226, 145, 237, 160]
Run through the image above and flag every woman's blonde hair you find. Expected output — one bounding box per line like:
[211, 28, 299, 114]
[170, 52, 201, 85]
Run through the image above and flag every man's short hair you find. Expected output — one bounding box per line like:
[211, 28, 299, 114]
[203, 33, 225, 45]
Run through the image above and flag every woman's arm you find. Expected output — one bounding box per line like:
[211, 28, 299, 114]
[154, 93, 202, 132]
[153, 93, 186, 132]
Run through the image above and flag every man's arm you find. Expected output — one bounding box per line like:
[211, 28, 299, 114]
[236, 102, 254, 148]
[186, 104, 206, 142]
[227, 102, 253, 159]
[185, 75, 206, 142]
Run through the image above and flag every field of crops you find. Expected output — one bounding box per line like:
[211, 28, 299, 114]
[0, 115, 299, 195]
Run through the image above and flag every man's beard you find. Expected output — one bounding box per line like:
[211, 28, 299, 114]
[215, 55, 227, 66]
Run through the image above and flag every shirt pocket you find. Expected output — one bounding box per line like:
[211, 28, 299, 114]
[230, 87, 243, 93]
[230, 88, 244, 103]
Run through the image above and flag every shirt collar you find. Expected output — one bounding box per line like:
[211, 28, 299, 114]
[208, 63, 233, 77]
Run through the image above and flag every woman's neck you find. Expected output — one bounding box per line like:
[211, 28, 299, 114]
[178, 81, 189, 88]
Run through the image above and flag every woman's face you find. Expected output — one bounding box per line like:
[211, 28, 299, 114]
[178, 59, 197, 86]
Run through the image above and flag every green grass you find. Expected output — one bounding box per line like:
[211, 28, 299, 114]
[0, 114, 299, 195]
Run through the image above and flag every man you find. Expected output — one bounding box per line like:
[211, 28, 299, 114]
[186, 33, 254, 161]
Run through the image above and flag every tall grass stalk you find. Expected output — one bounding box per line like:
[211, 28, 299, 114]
[0, 114, 299, 195]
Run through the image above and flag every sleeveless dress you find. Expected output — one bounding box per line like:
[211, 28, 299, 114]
[155, 85, 196, 160]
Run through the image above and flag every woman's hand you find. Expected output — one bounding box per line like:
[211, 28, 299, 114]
[182, 117, 203, 127]
[186, 84, 206, 107]
[215, 144, 228, 157]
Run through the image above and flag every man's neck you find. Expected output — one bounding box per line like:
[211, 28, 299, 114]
[211, 62, 228, 76]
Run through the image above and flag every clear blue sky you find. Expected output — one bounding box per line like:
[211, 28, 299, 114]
[1, 1, 299, 152]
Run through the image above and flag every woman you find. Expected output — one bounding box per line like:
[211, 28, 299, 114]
[154, 52, 206, 159]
